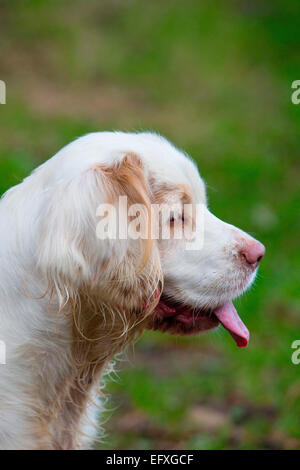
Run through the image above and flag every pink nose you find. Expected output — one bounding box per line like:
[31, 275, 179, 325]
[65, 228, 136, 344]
[241, 240, 265, 266]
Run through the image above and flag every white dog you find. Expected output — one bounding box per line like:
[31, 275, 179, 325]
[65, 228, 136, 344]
[0, 132, 265, 449]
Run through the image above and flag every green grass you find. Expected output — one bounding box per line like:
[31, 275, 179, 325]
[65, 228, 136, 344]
[0, 0, 299, 449]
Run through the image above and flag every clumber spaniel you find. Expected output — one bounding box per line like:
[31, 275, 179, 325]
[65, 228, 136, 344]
[0, 132, 265, 449]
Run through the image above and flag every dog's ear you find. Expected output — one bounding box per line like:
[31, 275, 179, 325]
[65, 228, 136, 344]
[37, 153, 155, 289]
[99, 153, 154, 270]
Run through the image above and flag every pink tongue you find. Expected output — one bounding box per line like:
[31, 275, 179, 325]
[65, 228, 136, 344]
[214, 302, 249, 348]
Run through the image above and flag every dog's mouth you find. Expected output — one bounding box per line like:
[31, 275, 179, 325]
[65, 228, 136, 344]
[147, 294, 249, 348]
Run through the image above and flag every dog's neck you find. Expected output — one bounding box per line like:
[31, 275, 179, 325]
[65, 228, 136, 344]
[0, 268, 142, 449]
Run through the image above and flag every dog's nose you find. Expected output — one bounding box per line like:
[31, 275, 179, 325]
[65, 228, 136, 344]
[241, 240, 265, 267]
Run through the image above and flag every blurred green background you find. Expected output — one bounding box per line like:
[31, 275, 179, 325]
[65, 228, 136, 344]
[0, 0, 299, 449]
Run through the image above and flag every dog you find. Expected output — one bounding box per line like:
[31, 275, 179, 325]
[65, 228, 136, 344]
[0, 132, 265, 449]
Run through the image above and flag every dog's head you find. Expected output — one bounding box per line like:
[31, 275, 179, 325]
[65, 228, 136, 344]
[36, 132, 265, 350]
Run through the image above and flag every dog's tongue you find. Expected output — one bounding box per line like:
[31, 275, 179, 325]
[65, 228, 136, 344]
[214, 302, 249, 348]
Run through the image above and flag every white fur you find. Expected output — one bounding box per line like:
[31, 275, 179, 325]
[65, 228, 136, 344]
[0, 132, 260, 449]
